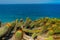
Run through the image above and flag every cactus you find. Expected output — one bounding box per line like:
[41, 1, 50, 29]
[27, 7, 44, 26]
[10, 30, 23, 40]
[32, 33, 37, 38]
[47, 30, 54, 35]
[22, 28, 42, 33]
[44, 36, 53, 40]
[13, 19, 19, 32]
[0, 17, 60, 40]
[0, 23, 11, 37]
[18, 19, 24, 28]
[54, 26, 60, 33]
[24, 17, 32, 28]
[29, 21, 35, 28]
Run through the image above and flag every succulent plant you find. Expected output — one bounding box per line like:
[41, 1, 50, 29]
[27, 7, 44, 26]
[0, 23, 11, 37]
[10, 30, 23, 40]
[24, 17, 32, 28]
[0, 17, 60, 40]
[47, 36, 53, 40]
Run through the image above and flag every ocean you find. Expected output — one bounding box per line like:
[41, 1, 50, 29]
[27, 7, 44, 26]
[0, 4, 60, 22]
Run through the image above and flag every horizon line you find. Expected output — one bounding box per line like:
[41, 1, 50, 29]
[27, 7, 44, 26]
[0, 3, 60, 4]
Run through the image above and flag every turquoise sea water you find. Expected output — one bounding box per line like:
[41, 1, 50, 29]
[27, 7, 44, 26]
[0, 4, 60, 22]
